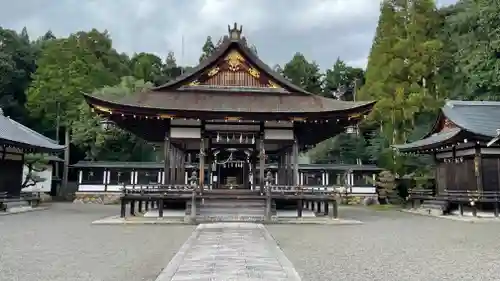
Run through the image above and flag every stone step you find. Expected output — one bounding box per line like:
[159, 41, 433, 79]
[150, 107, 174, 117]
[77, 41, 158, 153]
[187, 207, 265, 215]
[195, 215, 267, 222]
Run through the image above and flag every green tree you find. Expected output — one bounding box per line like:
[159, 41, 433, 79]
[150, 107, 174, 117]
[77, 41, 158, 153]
[160, 51, 184, 84]
[0, 27, 37, 122]
[443, 0, 500, 100]
[72, 76, 156, 161]
[282, 53, 323, 94]
[199, 36, 216, 62]
[309, 58, 367, 165]
[359, 0, 442, 174]
[130, 52, 163, 85]
[324, 58, 364, 100]
[26, 30, 128, 136]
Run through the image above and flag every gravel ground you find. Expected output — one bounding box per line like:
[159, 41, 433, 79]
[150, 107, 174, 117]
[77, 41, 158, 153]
[0, 203, 195, 281]
[267, 206, 500, 281]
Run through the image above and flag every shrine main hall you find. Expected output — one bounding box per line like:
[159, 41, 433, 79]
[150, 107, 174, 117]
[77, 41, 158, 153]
[82, 23, 375, 221]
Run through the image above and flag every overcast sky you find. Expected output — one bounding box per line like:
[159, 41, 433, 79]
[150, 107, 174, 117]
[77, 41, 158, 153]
[1, 0, 457, 70]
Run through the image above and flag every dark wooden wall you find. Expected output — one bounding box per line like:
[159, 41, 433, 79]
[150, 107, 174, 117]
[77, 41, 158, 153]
[436, 157, 476, 193]
[481, 157, 500, 192]
[0, 159, 23, 196]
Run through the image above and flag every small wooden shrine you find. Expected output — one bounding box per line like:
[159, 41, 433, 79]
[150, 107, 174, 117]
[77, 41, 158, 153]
[0, 108, 64, 201]
[394, 101, 500, 216]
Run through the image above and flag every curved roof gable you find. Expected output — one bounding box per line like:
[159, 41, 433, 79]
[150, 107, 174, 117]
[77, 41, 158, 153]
[153, 23, 312, 96]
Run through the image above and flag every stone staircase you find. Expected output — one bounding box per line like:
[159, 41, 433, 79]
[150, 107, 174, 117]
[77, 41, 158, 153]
[186, 197, 276, 222]
[418, 200, 450, 216]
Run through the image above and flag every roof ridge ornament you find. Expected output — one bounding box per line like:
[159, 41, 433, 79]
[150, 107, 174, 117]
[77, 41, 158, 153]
[228, 22, 243, 40]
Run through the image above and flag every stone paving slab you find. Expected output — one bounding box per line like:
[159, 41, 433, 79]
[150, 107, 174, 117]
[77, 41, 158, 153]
[155, 223, 302, 281]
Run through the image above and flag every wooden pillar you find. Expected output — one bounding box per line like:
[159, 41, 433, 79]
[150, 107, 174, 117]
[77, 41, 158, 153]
[178, 149, 183, 184]
[120, 198, 126, 218]
[474, 146, 483, 192]
[180, 150, 185, 185]
[259, 138, 265, 192]
[251, 156, 257, 190]
[130, 200, 135, 216]
[284, 152, 289, 185]
[243, 161, 248, 189]
[297, 199, 303, 218]
[199, 138, 206, 192]
[163, 132, 171, 185]
[207, 152, 212, 190]
[279, 154, 284, 185]
[170, 146, 176, 185]
[292, 138, 299, 187]
[158, 198, 164, 218]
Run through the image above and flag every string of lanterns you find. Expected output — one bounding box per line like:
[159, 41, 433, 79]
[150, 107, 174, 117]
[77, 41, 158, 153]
[396, 139, 492, 156]
[91, 106, 368, 124]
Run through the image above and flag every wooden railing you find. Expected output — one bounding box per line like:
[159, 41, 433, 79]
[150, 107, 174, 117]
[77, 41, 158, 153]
[118, 184, 340, 220]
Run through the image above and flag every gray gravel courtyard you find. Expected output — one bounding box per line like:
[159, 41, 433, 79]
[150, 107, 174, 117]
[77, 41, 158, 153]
[268, 206, 500, 281]
[2, 204, 500, 281]
[0, 203, 195, 281]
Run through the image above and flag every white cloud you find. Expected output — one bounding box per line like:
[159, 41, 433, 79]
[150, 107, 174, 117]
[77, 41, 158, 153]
[0, 0, 458, 69]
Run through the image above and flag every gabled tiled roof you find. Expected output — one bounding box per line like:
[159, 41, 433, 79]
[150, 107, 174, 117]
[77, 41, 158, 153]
[83, 23, 375, 116]
[441, 100, 500, 138]
[0, 112, 64, 152]
[393, 128, 462, 152]
[152, 32, 311, 95]
[393, 100, 500, 152]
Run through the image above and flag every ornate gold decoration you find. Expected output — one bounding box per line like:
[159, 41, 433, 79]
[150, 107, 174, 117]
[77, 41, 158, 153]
[225, 50, 245, 71]
[348, 113, 362, 120]
[225, 116, 241, 121]
[248, 67, 260, 79]
[267, 80, 279, 88]
[188, 80, 200, 86]
[94, 105, 112, 114]
[157, 114, 174, 119]
[207, 67, 220, 77]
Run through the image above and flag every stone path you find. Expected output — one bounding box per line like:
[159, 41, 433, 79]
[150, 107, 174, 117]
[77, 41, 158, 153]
[155, 223, 301, 281]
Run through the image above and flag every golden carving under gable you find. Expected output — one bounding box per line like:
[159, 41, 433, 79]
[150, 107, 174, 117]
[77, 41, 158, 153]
[207, 67, 220, 77]
[267, 80, 279, 89]
[188, 80, 200, 86]
[205, 71, 262, 87]
[225, 50, 245, 71]
[248, 67, 260, 79]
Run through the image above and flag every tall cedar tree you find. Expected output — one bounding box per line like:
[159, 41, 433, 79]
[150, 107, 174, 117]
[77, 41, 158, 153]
[360, 0, 442, 174]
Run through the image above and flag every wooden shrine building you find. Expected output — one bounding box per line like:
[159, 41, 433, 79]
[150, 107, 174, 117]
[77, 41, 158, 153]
[82, 23, 375, 221]
[394, 100, 500, 216]
[0, 108, 64, 210]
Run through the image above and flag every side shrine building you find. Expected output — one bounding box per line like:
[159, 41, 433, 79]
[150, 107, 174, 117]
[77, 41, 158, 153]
[394, 101, 500, 217]
[82, 23, 375, 221]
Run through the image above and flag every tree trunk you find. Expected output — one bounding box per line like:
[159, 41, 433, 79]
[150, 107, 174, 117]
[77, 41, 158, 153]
[60, 127, 70, 198]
